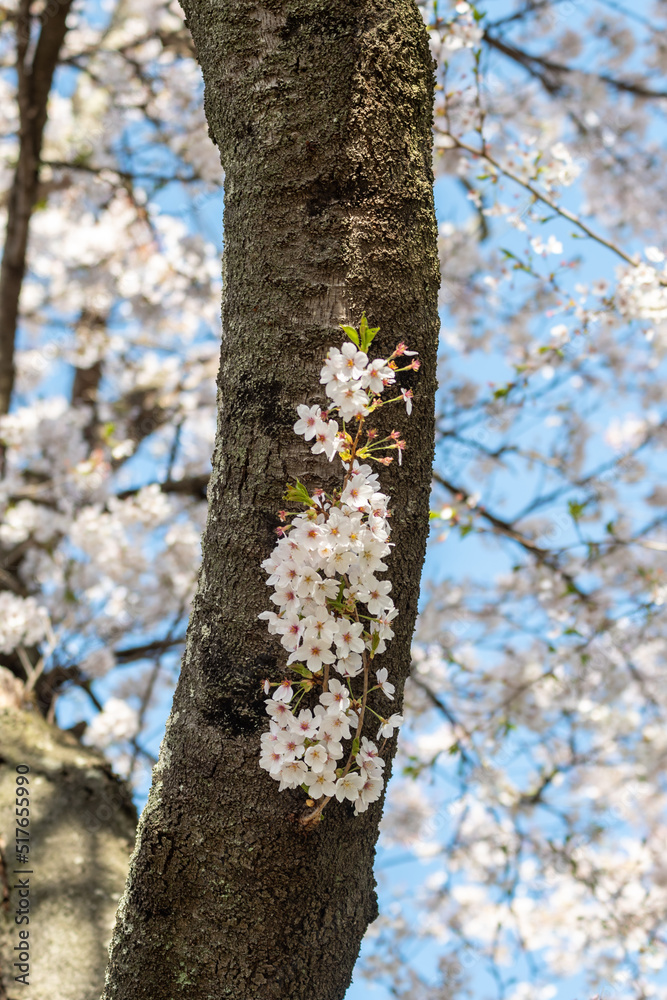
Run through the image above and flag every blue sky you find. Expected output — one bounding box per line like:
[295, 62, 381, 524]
[39, 0, 667, 995]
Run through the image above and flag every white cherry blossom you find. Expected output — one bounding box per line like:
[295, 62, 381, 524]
[293, 404, 323, 440]
[377, 714, 404, 739]
[334, 772, 365, 802]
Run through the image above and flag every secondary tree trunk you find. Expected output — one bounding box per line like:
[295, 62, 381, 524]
[0, 702, 136, 1000]
[102, 3, 439, 999]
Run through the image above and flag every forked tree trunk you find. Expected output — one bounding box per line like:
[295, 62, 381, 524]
[102, 3, 439, 998]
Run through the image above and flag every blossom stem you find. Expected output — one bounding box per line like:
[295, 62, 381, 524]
[341, 417, 366, 492]
[300, 795, 332, 826]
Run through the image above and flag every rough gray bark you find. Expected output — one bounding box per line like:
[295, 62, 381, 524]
[0, 705, 136, 1000]
[102, 3, 439, 999]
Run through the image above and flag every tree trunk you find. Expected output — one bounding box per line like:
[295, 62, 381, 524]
[0, 0, 75, 416]
[0, 704, 136, 1000]
[102, 3, 439, 998]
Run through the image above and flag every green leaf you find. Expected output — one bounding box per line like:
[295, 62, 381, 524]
[459, 523, 473, 538]
[284, 478, 315, 507]
[351, 737, 360, 758]
[568, 500, 586, 521]
[290, 663, 313, 679]
[358, 313, 380, 352]
[340, 325, 360, 347]
[493, 384, 513, 399]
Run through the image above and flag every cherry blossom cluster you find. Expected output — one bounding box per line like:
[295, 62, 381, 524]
[258, 318, 418, 821]
[0, 593, 51, 656]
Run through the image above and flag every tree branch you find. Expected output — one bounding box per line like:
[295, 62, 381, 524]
[0, 0, 75, 416]
[432, 471, 596, 606]
[484, 30, 667, 101]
